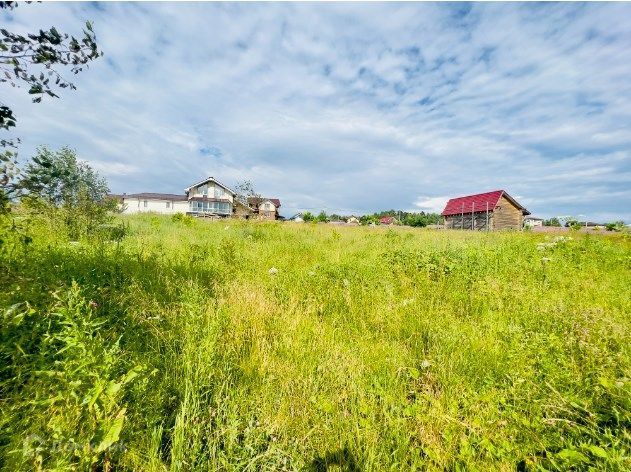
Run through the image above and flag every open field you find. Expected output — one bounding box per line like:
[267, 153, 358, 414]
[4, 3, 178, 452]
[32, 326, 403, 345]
[1, 214, 630, 471]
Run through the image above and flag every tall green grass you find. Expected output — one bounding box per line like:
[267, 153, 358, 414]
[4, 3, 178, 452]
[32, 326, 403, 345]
[1, 213, 629, 470]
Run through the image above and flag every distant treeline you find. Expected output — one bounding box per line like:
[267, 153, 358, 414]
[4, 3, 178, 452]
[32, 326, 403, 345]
[302, 210, 442, 227]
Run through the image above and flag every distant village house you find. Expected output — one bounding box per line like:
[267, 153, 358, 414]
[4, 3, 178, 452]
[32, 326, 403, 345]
[441, 190, 529, 230]
[247, 197, 281, 220]
[524, 216, 543, 228]
[379, 216, 397, 225]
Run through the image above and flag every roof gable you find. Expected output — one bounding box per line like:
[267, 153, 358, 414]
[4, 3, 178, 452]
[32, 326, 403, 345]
[185, 177, 236, 195]
[441, 190, 529, 216]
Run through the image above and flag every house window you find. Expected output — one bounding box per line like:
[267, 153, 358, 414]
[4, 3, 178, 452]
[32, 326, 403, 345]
[143, 200, 148, 208]
[166, 201, 171, 208]
[190, 200, 231, 213]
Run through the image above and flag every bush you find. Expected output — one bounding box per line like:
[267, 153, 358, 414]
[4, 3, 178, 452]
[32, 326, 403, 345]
[96, 222, 128, 242]
[171, 212, 194, 226]
[605, 221, 625, 232]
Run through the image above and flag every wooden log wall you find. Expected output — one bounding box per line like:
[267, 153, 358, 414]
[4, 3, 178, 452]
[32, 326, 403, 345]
[492, 196, 524, 230]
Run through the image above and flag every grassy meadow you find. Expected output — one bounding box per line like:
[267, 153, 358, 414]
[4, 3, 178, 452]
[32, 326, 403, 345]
[1, 213, 630, 471]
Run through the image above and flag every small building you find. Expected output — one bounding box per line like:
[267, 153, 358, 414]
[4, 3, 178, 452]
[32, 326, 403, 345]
[288, 213, 304, 223]
[346, 216, 360, 225]
[380, 216, 397, 225]
[441, 190, 530, 230]
[524, 216, 544, 228]
[247, 197, 282, 220]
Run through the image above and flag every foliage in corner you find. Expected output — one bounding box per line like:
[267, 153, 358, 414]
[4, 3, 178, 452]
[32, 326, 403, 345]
[0, 1, 102, 213]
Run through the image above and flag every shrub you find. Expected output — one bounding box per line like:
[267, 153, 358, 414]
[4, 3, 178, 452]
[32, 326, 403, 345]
[605, 221, 625, 232]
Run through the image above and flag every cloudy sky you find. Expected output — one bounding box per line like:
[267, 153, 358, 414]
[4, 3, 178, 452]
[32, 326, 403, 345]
[3, 2, 631, 220]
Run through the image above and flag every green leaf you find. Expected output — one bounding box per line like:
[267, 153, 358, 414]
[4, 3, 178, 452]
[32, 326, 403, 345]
[586, 445, 608, 459]
[557, 448, 589, 464]
[95, 408, 126, 453]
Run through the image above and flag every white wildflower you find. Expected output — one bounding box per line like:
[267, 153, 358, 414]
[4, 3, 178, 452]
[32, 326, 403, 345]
[421, 359, 431, 369]
[308, 271, 316, 276]
[343, 278, 350, 287]
[541, 257, 551, 263]
[268, 267, 278, 275]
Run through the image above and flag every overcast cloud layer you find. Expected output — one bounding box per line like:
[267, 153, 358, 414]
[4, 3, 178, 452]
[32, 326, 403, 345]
[3, 2, 631, 220]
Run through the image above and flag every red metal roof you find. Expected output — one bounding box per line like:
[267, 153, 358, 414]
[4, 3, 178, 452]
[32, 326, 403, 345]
[380, 216, 396, 225]
[441, 190, 505, 216]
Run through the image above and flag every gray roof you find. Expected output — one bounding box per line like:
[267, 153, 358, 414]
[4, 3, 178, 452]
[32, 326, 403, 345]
[122, 193, 188, 201]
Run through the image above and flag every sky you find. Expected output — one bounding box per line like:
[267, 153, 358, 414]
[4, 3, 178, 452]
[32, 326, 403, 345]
[3, 2, 631, 221]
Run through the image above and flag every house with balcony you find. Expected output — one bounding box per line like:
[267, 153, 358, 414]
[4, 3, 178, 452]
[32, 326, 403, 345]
[116, 177, 282, 220]
[117, 177, 238, 218]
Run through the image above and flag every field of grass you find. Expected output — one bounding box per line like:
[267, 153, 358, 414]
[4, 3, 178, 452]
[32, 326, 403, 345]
[1, 213, 629, 471]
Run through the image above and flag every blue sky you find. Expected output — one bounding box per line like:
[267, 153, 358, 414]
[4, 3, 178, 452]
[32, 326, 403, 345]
[3, 2, 631, 221]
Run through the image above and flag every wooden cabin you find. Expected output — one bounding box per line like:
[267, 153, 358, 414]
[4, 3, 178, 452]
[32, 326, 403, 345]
[441, 190, 530, 230]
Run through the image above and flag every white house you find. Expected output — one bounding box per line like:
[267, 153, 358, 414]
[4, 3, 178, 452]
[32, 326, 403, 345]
[117, 193, 190, 214]
[524, 216, 544, 228]
[116, 177, 282, 219]
[117, 177, 237, 217]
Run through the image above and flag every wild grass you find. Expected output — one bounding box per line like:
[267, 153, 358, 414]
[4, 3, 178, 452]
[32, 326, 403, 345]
[1, 213, 629, 471]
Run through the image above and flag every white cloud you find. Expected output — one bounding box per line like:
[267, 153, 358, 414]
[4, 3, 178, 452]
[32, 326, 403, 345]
[413, 197, 450, 214]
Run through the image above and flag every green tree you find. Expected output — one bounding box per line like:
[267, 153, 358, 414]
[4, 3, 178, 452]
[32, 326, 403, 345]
[235, 180, 259, 204]
[302, 211, 315, 222]
[20, 146, 116, 239]
[544, 217, 561, 227]
[0, 1, 102, 213]
[21, 146, 109, 205]
[605, 221, 625, 232]
[316, 210, 328, 223]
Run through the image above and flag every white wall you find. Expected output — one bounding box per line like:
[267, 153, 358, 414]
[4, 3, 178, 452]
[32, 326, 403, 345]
[258, 200, 276, 212]
[121, 198, 190, 214]
[189, 182, 234, 202]
[524, 219, 543, 227]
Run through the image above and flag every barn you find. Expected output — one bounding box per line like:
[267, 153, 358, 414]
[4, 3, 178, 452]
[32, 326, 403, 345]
[441, 190, 530, 230]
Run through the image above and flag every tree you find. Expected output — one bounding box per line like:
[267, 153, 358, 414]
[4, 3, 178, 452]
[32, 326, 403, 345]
[316, 210, 328, 223]
[20, 146, 109, 205]
[302, 211, 315, 222]
[234, 180, 259, 205]
[605, 221, 625, 232]
[0, 1, 102, 212]
[19, 146, 116, 240]
[544, 217, 561, 227]
[358, 210, 441, 227]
